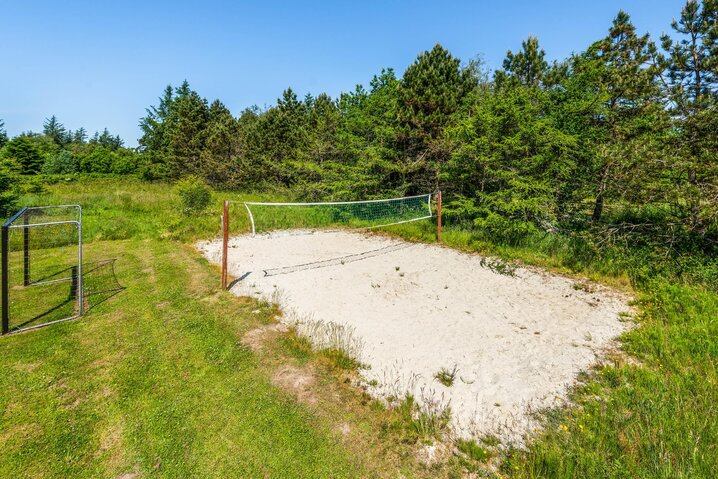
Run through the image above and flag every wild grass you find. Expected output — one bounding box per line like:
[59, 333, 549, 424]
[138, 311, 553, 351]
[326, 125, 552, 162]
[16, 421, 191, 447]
[434, 365, 459, 387]
[289, 316, 365, 363]
[397, 389, 453, 442]
[456, 438, 495, 471]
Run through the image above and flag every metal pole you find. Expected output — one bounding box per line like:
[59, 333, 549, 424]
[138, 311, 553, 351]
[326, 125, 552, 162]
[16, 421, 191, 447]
[2, 225, 9, 335]
[23, 213, 29, 286]
[437, 190, 442, 243]
[221, 200, 229, 290]
[244, 203, 256, 236]
[77, 207, 83, 315]
[69, 266, 78, 302]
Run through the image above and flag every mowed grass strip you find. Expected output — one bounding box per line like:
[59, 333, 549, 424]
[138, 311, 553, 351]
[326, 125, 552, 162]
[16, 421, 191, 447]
[0, 239, 359, 478]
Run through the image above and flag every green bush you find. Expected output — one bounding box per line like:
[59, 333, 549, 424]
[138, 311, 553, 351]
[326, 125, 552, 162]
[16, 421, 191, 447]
[175, 176, 212, 215]
[42, 150, 77, 174]
[0, 165, 18, 217]
[19, 176, 47, 194]
[78, 147, 114, 173]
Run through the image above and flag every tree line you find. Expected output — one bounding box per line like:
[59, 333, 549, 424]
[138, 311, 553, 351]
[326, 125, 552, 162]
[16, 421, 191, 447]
[0, 116, 138, 177]
[136, 2, 717, 247]
[1, 1, 716, 252]
[0, 116, 141, 214]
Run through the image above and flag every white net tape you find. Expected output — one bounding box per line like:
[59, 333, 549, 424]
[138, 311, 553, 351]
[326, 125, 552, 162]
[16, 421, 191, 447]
[239, 193, 434, 235]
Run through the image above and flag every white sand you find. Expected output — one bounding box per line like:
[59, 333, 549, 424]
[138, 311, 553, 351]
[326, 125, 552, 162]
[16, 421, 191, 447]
[198, 230, 630, 443]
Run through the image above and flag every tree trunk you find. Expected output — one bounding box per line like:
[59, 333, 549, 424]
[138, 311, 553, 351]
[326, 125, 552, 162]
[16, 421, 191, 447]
[592, 163, 610, 222]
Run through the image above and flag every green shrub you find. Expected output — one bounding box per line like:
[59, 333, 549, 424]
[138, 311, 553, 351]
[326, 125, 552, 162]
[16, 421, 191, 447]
[19, 176, 47, 194]
[0, 165, 18, 216]
[175, 176, 212, 215]
[42, 150, 77, 174]
[78, 147, 114, 173]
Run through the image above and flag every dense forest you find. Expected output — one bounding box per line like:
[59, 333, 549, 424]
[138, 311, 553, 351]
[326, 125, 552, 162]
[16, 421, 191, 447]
[1, 1, 716, 279]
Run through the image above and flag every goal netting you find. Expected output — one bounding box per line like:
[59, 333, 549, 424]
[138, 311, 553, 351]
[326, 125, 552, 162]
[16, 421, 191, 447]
[241, 193, 434, 235]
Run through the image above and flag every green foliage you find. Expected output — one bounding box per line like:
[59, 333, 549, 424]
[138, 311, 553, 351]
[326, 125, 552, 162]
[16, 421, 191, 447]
[659, 0, 718, 234]
[0, 164, 18, 216]
[456, 438, 494, 464]
[78, 146, 114, 173]
[2, 135, 44, 174]
[496, 35, 548, 87]
[42, 115, 67, 145]
[0, 119, 7, 148]
[175, 175, 212, 215]
[434, 365, 458, 387]
[397, 43, 476, 191]
[42, 149, 77, 174]
[445, 83, 582, 243]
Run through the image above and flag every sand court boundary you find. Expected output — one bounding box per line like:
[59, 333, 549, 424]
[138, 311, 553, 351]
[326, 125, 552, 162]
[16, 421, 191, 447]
[199, 229, 631, 444]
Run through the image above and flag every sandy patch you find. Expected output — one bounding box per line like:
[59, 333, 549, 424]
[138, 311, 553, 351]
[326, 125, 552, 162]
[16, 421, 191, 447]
[272, 365, 317, 405]
[241, 323, 289, 351]
[198, 230, 631, 443]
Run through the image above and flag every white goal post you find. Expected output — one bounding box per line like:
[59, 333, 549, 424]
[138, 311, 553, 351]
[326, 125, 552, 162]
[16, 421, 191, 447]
[219, 191, 442, 289]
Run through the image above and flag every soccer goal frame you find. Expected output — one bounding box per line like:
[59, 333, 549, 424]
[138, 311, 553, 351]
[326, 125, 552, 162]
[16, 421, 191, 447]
[1, 205, 83, 335]
[219, 191, 442, 289]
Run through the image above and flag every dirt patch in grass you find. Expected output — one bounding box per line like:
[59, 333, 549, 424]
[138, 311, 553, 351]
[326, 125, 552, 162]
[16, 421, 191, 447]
[272, 365, 318, 405]
[241, 323, 289, 352]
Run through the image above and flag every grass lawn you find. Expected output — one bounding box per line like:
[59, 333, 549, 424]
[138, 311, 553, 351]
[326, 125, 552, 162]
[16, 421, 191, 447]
[1, 177, 717, 478]
[0, 239, 364, 478]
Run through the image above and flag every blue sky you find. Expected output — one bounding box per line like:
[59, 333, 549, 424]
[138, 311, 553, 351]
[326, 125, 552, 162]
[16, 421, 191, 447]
[1, 0, 684, 146]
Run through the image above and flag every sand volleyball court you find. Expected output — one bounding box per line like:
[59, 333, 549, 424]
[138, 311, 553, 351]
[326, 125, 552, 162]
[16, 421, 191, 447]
[199, 230, 630, 443]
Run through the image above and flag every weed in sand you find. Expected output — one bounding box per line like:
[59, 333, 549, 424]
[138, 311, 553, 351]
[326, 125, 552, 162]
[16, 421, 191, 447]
[479, 257, 517, 277]
[435, 365, 459, 387]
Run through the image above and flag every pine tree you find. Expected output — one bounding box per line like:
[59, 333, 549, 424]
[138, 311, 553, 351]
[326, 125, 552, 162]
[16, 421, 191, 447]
[583, 10, 663, 222]
[307, 93, 340, 165]
[200, 100, 242, 187]
[660, 0, 718, 232]
[336, 69, 403, 197]
[3, 136, 44, 174]
[0, 119, 7, 148]
[275, 87, 309, 162]
[73, 127, 87, 144]
[497, 36, 549, 87]
[0, 162, 18, 215]
[165, 81, 210, 177]
[138, 85, 175, 179]
[140, 85, 174, 152]
[92, 128, 124, 150]
[43, 115, 67, 145]
[398, 43, 476, 191]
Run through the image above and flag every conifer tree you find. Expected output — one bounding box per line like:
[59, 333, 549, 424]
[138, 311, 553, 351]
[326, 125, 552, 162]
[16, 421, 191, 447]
[398, 43, 476, 191]
[139, 85, 175, 178]
[73, 127, 87, 144]
[0, 119, 7, 148]
[3, 136, 44, 174]
[660, 0, 718, 232]
[43, 115, 67, 146]
[584, 10, 663, 221]
[497, 36, 548, 87]
[200, 100, 242, 187]
[165, 81, 210, 177]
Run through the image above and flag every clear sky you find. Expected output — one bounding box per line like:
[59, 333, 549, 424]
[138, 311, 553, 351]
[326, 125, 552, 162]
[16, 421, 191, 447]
[1, 0, 684, 146]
